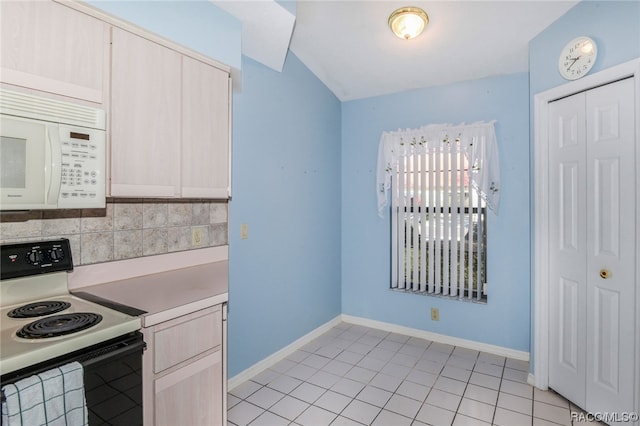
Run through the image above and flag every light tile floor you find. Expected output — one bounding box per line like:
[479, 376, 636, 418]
[228, 322, 602, 426]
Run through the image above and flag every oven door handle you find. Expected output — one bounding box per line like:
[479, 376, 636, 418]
[80, 339, 146, 368]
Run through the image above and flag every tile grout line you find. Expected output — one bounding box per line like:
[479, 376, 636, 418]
[229, 322, 573, 426]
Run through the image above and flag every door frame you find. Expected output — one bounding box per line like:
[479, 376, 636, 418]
[532, 58, 640, 410]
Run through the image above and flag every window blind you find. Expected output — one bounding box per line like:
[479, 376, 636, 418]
[377, 122, 499, 300]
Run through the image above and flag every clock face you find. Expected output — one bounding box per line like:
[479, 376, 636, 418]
[559, 37, 597, 80]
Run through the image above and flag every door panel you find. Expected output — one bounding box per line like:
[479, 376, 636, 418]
[560, 162, 580, 251]
[548, 78, 636, 421]
[585, 77, 635, 418]
[593, 103, 620, 142]
[593, 287, 619, 391]
[559, 278, 580, 371]
[593, 158, 620, 257]
[548, 92, 587, 408]
[559, 114, 580, 148]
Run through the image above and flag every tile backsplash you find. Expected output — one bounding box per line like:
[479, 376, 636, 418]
[0, 200, 228, 266]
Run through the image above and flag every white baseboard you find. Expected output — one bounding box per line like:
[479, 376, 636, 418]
[228, 313, 530, 391]
[228, 315, 343, 390]
[341, 314, 530, 361]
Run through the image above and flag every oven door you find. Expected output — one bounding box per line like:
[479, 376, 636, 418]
[81, 333, 145, 425]
[1, 332, 145, 426]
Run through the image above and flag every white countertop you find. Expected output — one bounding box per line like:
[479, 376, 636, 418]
[78, 261, 228, 327]
[70, 247, 228, 327]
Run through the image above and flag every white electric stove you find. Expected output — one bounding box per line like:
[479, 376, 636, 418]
[0, 239, 142, 376]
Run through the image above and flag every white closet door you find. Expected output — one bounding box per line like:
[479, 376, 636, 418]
[548, 90, 588, 408]
[584, 77, 635, 417]
[549, 77, 636, 421]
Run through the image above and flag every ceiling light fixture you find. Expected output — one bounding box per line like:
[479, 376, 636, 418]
[388, 6, 429, 40]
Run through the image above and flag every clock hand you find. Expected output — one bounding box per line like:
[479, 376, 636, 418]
[567, 56, 581, 70]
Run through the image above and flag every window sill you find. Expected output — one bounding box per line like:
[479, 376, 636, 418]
[390, 287, 487, 304]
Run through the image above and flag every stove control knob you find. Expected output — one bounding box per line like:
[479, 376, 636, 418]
[26, 249, 44, 264]
[49, 247, 65, 261]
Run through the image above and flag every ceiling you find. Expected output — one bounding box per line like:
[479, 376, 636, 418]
[215, 0, 579, 102]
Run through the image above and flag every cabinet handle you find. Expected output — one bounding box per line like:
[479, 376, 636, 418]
[599, 269, 610, 279]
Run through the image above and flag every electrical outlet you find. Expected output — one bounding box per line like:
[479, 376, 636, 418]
[240, 223, 248, 239]
[192, 227, 204, 246]
[431, 308, 440, 321]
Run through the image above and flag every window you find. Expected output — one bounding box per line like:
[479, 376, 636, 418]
[377, 122, 500, 302]
[391, 147, 487, 300]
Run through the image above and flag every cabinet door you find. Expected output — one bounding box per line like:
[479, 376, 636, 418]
[154, 351, 223, 426]
[182, 57, 230, 198]
[153, 306, 222, 373]
[0, 0, 108, 104]
[110, 27, 181, 197]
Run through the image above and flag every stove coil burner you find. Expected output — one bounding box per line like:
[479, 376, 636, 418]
[17, 313, 103, 339]
[8, 301, 72, 318]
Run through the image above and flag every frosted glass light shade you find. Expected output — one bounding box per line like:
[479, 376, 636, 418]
[388, 7, 429, 40]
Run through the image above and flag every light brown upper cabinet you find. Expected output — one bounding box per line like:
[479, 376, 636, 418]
[1, 1, 231, 200]
[110, 28, 231, 199]
[110, 27, 182, 197]
[0, 0, 109, 104]
[182, 57, 231, 199]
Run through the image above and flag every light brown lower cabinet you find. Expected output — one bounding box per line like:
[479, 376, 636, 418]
[142, 303, 227, 425]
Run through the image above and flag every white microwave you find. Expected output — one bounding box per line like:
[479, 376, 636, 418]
[0, 89, 106, 210]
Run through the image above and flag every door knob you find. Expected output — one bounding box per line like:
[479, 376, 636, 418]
[599, 269, 610, 279]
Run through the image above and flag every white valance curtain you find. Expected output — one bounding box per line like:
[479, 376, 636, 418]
[376, 121, 501, 217]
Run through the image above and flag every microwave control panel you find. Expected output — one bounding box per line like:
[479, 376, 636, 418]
[57, 126, 106, 208]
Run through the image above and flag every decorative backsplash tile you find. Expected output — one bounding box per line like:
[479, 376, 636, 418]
[167, 226, 192, 253]
[145, 203, 170, 228]
[143, 228, 168, 256]
[0, 200, 229, 266]
[114, 204, 143, 231]
[81, 231, 113, 264]
[167, 203, 190, 226]
[114, 229, 143, 260]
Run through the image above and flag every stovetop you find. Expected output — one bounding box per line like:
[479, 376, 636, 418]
[0, 239, 141, 375]
[1, 294, 141, 375]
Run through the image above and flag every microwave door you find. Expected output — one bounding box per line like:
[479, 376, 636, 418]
[0, 116, 52, 209]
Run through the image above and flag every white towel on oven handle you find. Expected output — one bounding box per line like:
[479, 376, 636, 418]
[1, 361, 88, 426]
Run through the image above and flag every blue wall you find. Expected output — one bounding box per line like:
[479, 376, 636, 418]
[529, 1, 640, 95]
[528, 0, 640, 368]
[87, 0, 242, 71]
[85, 0, 342, 377]
[81, 0, 640, 376]
[341, 73, 531, 352]
[228, 54, 342, 376]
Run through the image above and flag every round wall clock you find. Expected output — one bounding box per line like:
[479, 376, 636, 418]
[558, 36, 598, 80]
